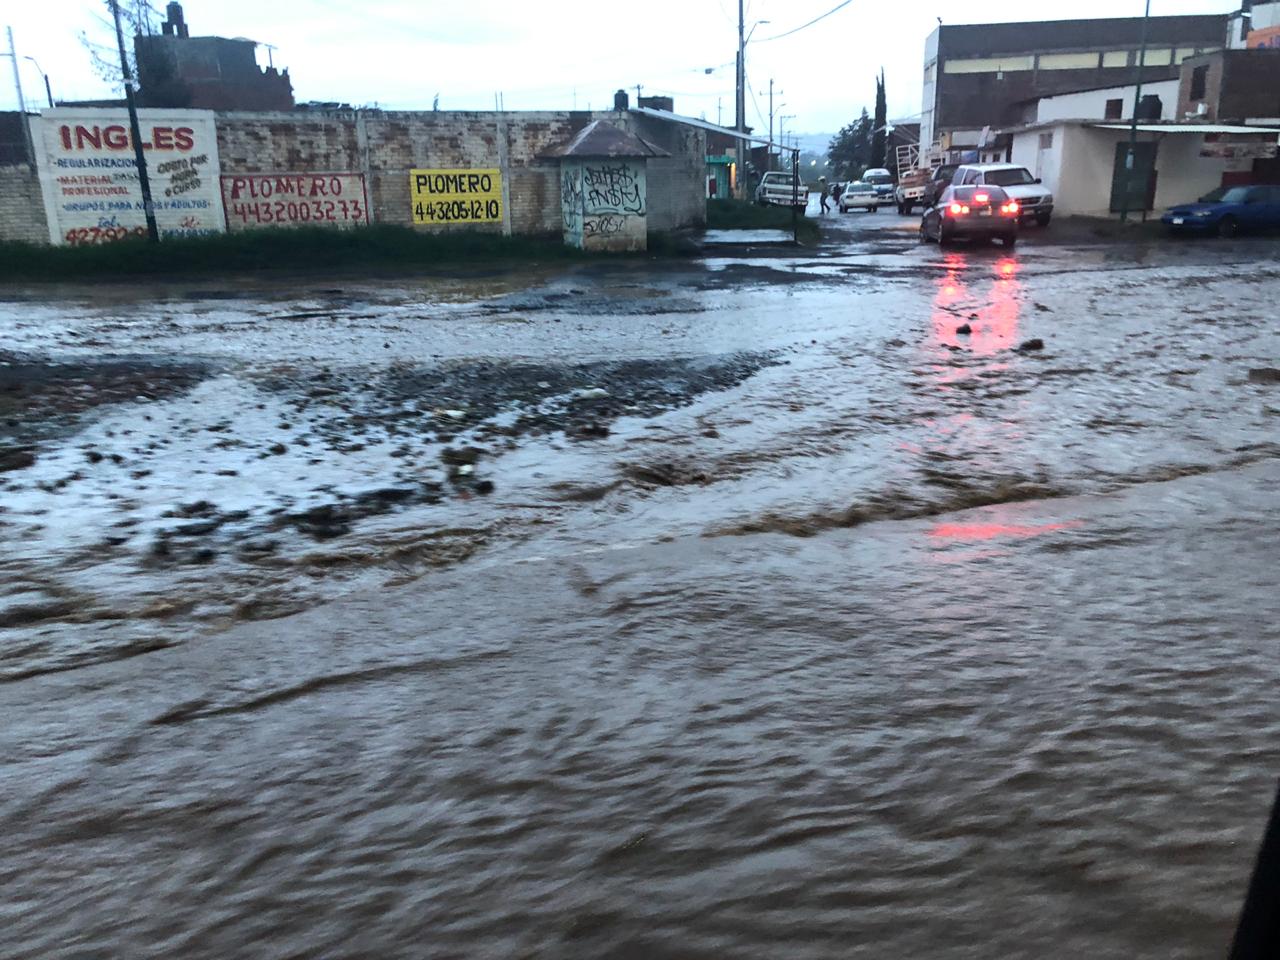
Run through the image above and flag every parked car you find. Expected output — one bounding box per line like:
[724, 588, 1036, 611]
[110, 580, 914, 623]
[1162, 184, 1280, 237]
[949, 163, 1053, 226]
[922, 163, 960, 209]
[839, 181, 881, 213]
[863, 167, 896, 205]
[919, 185, 1021, 247]
[754, 171, 806, 208]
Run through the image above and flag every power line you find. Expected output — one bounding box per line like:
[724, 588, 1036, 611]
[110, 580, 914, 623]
[756, 0, 855, 42]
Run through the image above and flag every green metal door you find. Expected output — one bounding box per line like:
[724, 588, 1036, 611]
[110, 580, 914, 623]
[1110, 141, 1158, 214]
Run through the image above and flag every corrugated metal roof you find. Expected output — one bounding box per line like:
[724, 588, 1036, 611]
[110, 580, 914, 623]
[629, 107, 781, 147]
[1089, 123, 1280, 134]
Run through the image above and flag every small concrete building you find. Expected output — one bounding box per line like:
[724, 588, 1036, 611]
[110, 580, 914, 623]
[548, 120, 669, 252]
[1006, 119, 1280, 217]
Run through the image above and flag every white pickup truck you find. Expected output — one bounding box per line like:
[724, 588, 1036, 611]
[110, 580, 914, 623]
[755, 171, 806, 209]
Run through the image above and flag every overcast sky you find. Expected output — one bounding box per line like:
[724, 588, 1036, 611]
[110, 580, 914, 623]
[3, 0, 1239, 134]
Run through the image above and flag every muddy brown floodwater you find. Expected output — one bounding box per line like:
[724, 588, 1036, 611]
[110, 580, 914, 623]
[3, 218, 1280, 958]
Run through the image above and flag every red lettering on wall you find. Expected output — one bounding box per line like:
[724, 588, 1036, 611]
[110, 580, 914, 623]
[153, 127, 174, 149]
[174, 128, 195, 151]
[103, 126, 130, 150]
[74, 126, 102, 150]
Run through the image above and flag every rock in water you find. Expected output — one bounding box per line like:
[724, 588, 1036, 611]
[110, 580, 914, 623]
[956, 323, 972, 335]
[1017, 338, 1045, 352]
[1247, 367, 1280, 384]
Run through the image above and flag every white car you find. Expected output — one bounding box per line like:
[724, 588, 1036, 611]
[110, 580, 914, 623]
[839, 181, 880, 213]
[949, 164, 1054, 226]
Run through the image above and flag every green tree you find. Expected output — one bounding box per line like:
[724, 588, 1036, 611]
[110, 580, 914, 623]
[827, 109, 873, 180]
[871, 70, 888, 169]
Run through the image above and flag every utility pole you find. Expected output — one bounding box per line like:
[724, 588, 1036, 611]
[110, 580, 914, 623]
[109, 0, 159, 243]
[1120, 0, 1152, 224]
[5, 27, 35, 163]
[768, 79, 774, 172]
[736, 0, 746, 198]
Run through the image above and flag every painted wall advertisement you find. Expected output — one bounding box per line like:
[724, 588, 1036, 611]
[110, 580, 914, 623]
[1247, 25, 1280, 49]
[31, 109, 224, 245]
[409, 169, 503, 225]
[221, 174, 369, 230]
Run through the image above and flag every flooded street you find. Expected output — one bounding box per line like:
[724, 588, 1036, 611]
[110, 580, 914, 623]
[3, 213, 1280, 958]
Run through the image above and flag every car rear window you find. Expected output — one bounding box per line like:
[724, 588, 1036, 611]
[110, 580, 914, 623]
[850, 184, 875, 193]
[951, 186, 1009, 203]
[983, 168, 1036, 187]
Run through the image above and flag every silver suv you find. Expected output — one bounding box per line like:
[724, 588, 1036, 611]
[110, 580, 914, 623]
[950, 164, 1054, 226]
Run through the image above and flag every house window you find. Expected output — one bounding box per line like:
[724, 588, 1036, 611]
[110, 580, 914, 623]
[1101, 51, 1130, 68]
[1190, 65, 1208, 101]
[1105, 98, 1123, 119]
[1038, 132, 1054, 150]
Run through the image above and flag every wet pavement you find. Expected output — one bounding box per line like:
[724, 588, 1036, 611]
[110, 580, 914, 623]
[3, 207, 1280, 958]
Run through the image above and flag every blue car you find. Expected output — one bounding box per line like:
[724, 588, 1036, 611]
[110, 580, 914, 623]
[1162, 184, 1280, 237]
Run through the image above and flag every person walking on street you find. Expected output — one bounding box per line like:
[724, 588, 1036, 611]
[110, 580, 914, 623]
[819, 177, 831, 215]
[831, 181, 844, 210]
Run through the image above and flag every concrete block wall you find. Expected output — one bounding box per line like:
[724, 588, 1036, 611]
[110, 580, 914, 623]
[622, 113, 708, 231]
[1, 108, 708, 243]
[217, 110, 612, 236]
[0, 164, 50, 244]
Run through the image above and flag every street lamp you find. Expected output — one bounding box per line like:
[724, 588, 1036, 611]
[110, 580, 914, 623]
[24, 55, 53, 108]
[735, 9, 770, 197]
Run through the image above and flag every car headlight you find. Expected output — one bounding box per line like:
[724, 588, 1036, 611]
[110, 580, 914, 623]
[1194, 210, 1215, 218]
[1044, 194, 1054, 204]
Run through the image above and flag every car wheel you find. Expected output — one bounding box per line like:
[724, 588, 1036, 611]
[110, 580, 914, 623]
[938, 225, 953, 247]
[1035, 213, 1051, 227]
[919, 225, 930, 244]
[1218, 215, 1239, 239]
[869, 206, 878, 214]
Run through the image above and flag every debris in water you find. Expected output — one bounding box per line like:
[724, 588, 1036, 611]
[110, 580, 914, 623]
[1247, 368, 1280, 384]
[956, 323, 972, 335]
[1017, 338, 1046, 352]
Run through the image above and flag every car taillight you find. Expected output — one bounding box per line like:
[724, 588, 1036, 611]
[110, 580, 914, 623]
[1000, 202, 1020, 216]
[948, 203, 970, 216]
[974, 193, 990, 203]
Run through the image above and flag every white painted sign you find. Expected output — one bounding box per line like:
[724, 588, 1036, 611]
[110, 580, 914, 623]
[30, 109, 225, 245]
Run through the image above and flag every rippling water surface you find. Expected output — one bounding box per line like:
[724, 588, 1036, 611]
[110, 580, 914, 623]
[3, 224, 1279, 957]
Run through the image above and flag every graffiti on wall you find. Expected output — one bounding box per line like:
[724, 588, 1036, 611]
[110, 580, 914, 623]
[561, 165, 584, 240]
[583, 214, 627, 238]
[221, 174, 369, 230]
[31, 109, 224, 245]
[409, 169, 503, 225]
[581, 162, 645, 215]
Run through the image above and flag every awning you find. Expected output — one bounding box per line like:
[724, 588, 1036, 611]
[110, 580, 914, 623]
[1089, 123, 1280, 134]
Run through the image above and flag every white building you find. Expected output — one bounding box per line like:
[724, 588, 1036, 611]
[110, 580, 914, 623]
[1005, 120, 1280, 217]
[1031, 80, 1182, 124]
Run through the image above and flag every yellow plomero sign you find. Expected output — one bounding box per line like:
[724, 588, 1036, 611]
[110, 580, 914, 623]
[410, 168, 503, 224]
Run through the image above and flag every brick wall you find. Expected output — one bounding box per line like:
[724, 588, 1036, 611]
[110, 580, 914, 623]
[0, 164, 49, 245]
[1, 108, 708, 244]
[215, 109, 706, 236]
